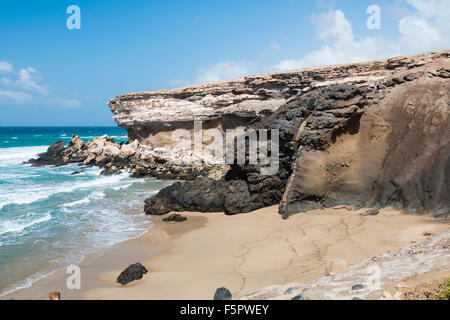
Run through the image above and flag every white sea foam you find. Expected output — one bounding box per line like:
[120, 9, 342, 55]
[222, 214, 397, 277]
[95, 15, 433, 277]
[60, 197, 91, 207]
[60, 191, 106, 207]
[112, 183, 132, 191]
[0, 212, 52, 236]
[0, 172, 130, 210]
[0, 142, 165, 298]
[0, 146, 47, 167]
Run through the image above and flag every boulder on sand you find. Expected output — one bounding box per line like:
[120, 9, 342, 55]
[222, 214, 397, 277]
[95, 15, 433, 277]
[213, 287, 232, 300]
[116, 263, 148, 285]
[162, 214, 187, 222]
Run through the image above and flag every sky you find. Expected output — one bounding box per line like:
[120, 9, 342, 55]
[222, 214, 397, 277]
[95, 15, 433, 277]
[0, 0, 449, 126]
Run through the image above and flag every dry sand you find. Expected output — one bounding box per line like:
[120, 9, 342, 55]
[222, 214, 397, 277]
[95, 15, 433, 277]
[4, 205, 449, 300]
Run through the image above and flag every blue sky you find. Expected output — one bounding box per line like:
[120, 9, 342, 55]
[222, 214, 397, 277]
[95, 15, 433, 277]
[0, 0, 448, 126]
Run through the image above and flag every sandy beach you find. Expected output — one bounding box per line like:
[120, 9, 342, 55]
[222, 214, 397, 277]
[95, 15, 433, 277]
[4, 205, 449, 300]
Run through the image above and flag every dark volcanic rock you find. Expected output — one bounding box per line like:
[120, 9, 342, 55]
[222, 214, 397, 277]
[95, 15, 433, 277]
[351, 284, 365, 291]
[144, 84, 370, 216]
[144, 178, 252, 215]
[213, 287, 232, 300]
[116, 263, 148, 285]
[162, 214, 188, 222]
[291, 295, 305, 300]
[27, 141, 67, 166]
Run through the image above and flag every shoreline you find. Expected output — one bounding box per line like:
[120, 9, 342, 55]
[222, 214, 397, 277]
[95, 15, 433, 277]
[4, 205, 449, 300]
[0, 218, 157, 300]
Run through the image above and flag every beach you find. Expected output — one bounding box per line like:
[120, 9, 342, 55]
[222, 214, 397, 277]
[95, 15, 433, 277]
[4, 205, 449, 300]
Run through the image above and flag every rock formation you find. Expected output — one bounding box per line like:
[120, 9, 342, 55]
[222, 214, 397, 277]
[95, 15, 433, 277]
[29, 50, 449, 218]
[140, 50, 449, 218]
[27, 135, 225, 181]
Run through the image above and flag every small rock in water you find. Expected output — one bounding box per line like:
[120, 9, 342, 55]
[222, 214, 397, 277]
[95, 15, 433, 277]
[70, 170, 83, 175]
[361, 209, 380, 216]
[117, 263, 148, 285]
[351, 284, 365, 291]
[162, 214, 188, 222]
[213, 287, 232, 300]
[325, 259, 348, 276]
[291, 295, 304, 300]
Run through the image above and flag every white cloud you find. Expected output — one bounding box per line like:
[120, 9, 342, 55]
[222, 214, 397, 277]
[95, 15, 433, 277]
[274, 10, 401, 71]
[0, 66, 48, 94]
[0, 90, 32, 104]
[399, 0, 450, 54]
[196, 61, 251, 83]
[17, 67, 48, 94]
[0, 61, 13, 73]
[274, 1, 450, 71]
[0, 62, 80, 107]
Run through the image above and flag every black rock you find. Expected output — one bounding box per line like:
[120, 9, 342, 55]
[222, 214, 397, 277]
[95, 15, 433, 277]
[291, 295, 304, 300]
[27, 141, 67, 166]
[392, 77, 406, 84]
[213, 287, 232, 300]
[351, 284, 365, 291]
[404, 72, 421, 82]
[116, 263, 148, 285]
[162, 214, 187, 222]
[70, 170, 83, 175]
[352, 297, 363, 300]
[438, 70, 450, 78]
[144, 178, 255, 216]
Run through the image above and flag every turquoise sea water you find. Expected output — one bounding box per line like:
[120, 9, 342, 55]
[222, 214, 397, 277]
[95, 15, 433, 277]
[0, 127, 171, 296]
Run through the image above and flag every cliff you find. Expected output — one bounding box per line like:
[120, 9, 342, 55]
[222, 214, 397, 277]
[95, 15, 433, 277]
[135, 50, 449, 218]
[108, 51, 448, 150]
[30, 50, 450, 218]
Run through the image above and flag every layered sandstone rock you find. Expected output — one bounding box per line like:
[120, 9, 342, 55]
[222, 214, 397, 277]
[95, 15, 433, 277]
[108, 51, 448, 150]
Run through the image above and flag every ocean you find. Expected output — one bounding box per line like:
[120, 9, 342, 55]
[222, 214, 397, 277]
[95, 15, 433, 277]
[0, 127, 171, 296]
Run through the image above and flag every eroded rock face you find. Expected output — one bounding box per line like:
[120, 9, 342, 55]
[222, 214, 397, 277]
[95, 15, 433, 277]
[142, 50, 449, 218]
[280, 67, 450, 218]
